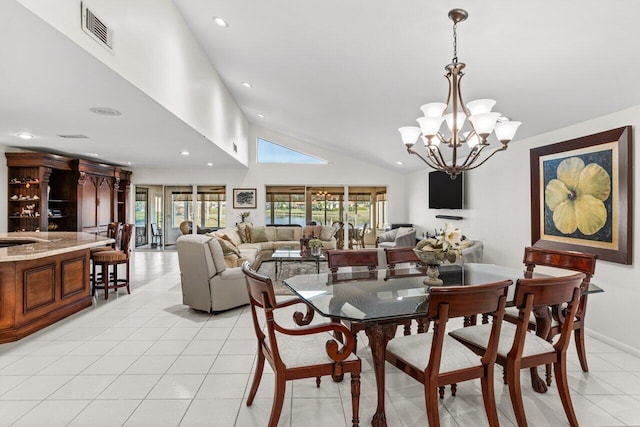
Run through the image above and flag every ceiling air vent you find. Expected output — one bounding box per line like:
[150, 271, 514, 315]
[81, 2, 113, 51]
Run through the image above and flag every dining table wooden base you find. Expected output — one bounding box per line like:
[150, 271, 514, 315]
[365, 322, 398, 427]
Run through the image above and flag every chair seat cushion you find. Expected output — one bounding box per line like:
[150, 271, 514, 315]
[386, 332, 482, 373]
[274, 331, 358, 368]
[450, 323, 555, 358]
[91, 250, 128, 263]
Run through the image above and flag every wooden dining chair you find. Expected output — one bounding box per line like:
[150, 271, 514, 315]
[384, 246, 426, 269]
[326, 249, 379, 351]
[241, 262, 362, 427]
[385, 280, 511, 427]
[505, 247, 597, 385]
[450, 272, 586, 427]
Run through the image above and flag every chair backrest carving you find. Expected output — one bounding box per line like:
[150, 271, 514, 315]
[327, 249, 378, 273]
[524, 247, 596, 288]
[119, 224, 134, 254]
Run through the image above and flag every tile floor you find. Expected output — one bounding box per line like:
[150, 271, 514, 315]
[0, 251, 638, 426]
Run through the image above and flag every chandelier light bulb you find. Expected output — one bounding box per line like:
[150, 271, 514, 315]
[420, 102, 447, 118]
[398, 126, 422, 147]
[469, 112, 501, 138]
[494, 120, 522, 143]
[466, 99, 496, 115]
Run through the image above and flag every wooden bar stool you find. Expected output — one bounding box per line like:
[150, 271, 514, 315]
[91, 223, 134, 299]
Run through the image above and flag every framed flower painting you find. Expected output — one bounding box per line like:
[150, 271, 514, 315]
[530, 126, 632, 264]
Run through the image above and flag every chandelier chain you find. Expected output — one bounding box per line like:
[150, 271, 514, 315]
[452, 22, 458, 63]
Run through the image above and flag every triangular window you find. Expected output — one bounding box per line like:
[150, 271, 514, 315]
[257, 137, 327, 164]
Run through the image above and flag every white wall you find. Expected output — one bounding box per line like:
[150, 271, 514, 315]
[408, 105, 640, 355]
[133, 124, 409, 226]
[16, 0, 248, 165]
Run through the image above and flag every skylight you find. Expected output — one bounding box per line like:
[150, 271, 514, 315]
[257, 137, 327, 164]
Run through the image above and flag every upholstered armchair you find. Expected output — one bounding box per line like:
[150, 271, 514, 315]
[176, 234, 249, 313]
[376, 226, 416, 248]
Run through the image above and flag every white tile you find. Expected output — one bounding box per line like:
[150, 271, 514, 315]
[567, 371, 624, 395]
[227, 327, 256, 340]
[0, 356, 58, 375]
[106, 340, 155, 356]
[127, 327, 170, 341]
[126, 355, 177, 374]
[180, 398, 242, 426]
[147, 374, 205, 399]
[210, 355, 255, 374]
[160, 327, 200, 340]
[0, 375, 72, 400]
[585, 394, 640, 425]
[68, 399, 141, 427]
[49, 375, 117, 399]
[145, 340, 189, 356]
[0, 375, 28, 396]
[290, 397, 348, 426]
[0, 401, 39, 425]
[182, 340, 224, 356]
[66, 340, 120, 356]
[219, 339, 256, 355]
[92, 327, 138, 341]
[12, 400, 90, 427]
[97, 374, 161, 399]
[124, 399, 190, 427]
[193, 327, 230, 340]
[242, 373, 292, 400]
[196, 374, 250, 399]
[167, 355, 216, 374]
[38, 355, 98, 375]
[235, 397, 292, 427]
[82, 355, 138, 375]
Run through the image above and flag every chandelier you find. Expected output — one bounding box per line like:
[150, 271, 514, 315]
[398, 8, 521, 178]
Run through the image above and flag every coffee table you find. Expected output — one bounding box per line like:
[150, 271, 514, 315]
[271, 247, 326, 280]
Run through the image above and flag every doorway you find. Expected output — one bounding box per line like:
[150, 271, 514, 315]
[135, 187, 148, 247]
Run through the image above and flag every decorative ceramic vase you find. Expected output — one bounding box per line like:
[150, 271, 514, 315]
[413, 249, 444, 286]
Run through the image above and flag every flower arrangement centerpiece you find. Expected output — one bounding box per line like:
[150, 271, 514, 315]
[308, 238, 323, 256]
[414, 223, 464, 286]
[238, 211, 250, 222]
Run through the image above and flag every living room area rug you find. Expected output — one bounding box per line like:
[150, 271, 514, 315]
[257, 260, 329, 295]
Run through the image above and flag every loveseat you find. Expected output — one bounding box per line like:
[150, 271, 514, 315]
[176, 234, 249, 313]
[211, 223, 338, 268]
[376, 227, 416, 248]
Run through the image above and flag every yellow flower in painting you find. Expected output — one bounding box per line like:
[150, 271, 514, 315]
[545, 157, 611, 235]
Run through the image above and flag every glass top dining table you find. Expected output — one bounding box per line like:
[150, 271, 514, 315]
[283, 263, 602, 427]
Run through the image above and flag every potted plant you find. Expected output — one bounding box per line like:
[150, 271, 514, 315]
[308, 238, 323, 256]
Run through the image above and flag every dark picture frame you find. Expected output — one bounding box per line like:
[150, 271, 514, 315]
[233, 188, 257, 209]
[530, 126, 632, 264]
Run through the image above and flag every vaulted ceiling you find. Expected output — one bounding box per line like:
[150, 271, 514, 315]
[2, 1, 640, 171]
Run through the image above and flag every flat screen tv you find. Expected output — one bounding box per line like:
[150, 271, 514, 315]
[428, 171, 463, 209]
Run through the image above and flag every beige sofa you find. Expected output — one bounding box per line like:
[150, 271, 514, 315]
[176, 234, 249, 313]
[212, 224, 338, 268]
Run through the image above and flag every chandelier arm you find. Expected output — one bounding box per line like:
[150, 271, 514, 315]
[407, 147, 442, 170]
[460, 145, 487, 168]
[444, 74, 453, 108]
[457, 73, 470, 117]
[463, 146, 508, 171]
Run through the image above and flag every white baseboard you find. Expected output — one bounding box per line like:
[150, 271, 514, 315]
[586, 328, 640, 358]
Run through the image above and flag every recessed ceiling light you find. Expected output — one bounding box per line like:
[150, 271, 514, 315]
[15, 133, 35, 139]
[89, 107, 121, 116]
[257, 113, 264, 118]
[212, 16, 228, 27]
[207, 162, 213, 166]
[395, 161, 404, 166]
[127, 161, 132, 165]
[88, 153, 100, 157]
[180, 151, 190, 156]
[241, 81, 252, 88]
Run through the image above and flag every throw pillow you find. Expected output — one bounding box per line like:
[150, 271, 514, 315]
[218, 233, 239, 249]
[276, 227, 295, 241]
[237, 222, 252, 243]
[319, 225, 337, 241]
[215, 237, 240, 256]
[249, 225, 268, 243]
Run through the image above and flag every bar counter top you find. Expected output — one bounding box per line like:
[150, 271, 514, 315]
[0, 232, 113, 262]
